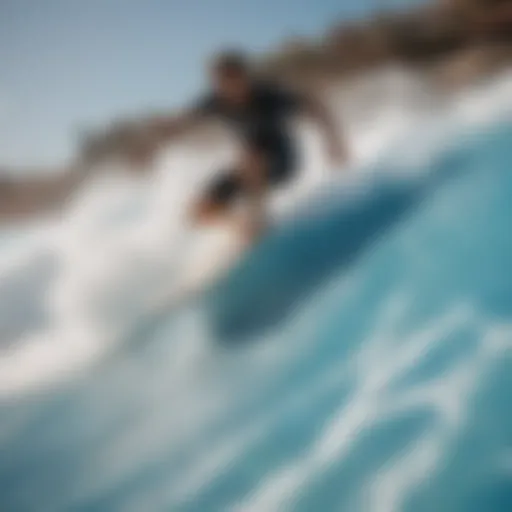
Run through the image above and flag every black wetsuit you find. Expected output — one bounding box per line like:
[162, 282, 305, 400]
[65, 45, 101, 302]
[192, 82, 305, 205]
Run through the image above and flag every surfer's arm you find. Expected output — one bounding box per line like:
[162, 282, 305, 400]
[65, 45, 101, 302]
[301, 96, 349, 167]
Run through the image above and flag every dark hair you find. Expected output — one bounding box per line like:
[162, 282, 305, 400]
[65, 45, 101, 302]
[211, 50, 250, 76]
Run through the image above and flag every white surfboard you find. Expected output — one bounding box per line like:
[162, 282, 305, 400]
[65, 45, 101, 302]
[180, 223, 248, 292]
[149, 222, 249, 311]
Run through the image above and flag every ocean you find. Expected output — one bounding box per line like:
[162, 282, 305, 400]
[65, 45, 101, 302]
[0, 68, 511, 512]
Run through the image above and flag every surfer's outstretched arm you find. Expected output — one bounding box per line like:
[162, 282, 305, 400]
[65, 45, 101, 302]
[302, 97, 349, 167]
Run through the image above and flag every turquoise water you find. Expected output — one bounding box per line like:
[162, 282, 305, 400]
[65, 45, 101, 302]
[0, 121, 511, 511]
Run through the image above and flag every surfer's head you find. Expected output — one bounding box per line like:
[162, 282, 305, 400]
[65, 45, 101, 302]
[209, 50, 252, 104]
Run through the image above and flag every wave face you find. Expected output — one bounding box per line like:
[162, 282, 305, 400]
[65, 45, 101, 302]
[1, 71, 512, 511]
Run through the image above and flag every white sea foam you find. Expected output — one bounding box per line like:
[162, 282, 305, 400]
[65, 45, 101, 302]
[1, 67, 511, 397]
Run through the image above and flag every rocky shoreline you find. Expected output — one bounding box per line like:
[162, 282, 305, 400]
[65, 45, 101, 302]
[1, 0, 511, 223]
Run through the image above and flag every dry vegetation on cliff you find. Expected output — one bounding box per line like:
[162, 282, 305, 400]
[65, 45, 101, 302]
[1, 0, 511, 221]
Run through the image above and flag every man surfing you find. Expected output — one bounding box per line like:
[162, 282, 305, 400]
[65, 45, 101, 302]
[138, 50, 348, 241]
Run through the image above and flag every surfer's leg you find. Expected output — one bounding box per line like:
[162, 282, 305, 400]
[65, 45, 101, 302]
[190, 141, 295, 241]
[237, 147, 269, 238]
[189, 150, 268, 242]
[238, 140, 297, 234]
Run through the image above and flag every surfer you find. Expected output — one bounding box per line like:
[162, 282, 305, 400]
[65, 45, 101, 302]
[139, 50, 348, 240]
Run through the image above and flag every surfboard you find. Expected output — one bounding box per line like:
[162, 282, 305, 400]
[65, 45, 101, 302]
[149, 222, 250, 312]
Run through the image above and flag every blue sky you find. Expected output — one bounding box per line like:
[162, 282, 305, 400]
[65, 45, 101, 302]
[0, 0, 419, 168]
